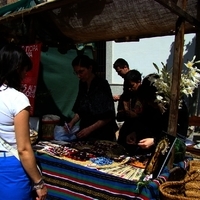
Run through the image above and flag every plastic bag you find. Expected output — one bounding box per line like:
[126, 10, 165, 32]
[54, 125, 79, 142]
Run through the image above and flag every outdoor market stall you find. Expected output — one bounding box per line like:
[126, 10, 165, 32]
[1, 1, 200, 200]
[33, 138, 176, 200]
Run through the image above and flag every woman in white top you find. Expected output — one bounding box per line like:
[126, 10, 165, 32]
[0, 44, 47, 200]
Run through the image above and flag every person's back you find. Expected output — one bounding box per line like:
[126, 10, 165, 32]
[0, 44, 47, 200]
[113, 58, 130, 103]
[113, 58, 133, 123]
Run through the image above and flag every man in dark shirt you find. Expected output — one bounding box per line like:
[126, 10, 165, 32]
[113, 58, 131, 121]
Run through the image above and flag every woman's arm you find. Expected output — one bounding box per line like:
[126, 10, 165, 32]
[89, 118, 111, 132]
[68, 113, 80, 129]
[14, 107, 47, 199]
[125, 99, 143, 118]
[126, 132, 137, 144]
[76, 118, 111, 138]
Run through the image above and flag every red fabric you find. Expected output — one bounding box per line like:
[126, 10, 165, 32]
[21, 43, 41, 116]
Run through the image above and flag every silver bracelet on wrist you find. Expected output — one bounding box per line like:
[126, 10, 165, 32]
[33, 179, 45, 190]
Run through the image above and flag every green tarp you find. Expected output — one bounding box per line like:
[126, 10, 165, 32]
[35, 47, 93, 120]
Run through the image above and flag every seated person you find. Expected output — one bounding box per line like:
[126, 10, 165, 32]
[118, 69, 142, 120]
[117, 69, 142, 151]
[66, 55, 117, 141]
[126, 73, 189, 156]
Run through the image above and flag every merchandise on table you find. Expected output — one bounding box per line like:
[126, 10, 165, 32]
[99, 164, 145, 181]
[35, 153, 171, 200]
[35, 140, 131, 169]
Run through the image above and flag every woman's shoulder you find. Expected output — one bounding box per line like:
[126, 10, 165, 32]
[4, 87, 29, 102]
[1, 87, 30, 114]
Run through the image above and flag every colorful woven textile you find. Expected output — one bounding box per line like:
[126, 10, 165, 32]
[36, 153, 171, 200]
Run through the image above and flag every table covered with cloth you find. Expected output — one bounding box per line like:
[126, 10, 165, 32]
[36, 152, 172, 200]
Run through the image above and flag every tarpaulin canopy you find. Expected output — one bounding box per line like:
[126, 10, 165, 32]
[0, 0, 199, 142]
[0, 0, 199, 44]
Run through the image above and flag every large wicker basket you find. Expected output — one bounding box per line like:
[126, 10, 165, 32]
[159, 180, 199, 200]
[159, 160, 200, 200]
[189, 160, 200, 172]
[41, 115, 60, 140]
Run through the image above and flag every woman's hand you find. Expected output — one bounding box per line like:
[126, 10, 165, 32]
[138, 138, 154, 149]
[126, 132, 137, 144]
[76, 127, 91, 138]
[36, 185, 48, 200]
[125, 110, 137, 118]
[64, 113, 80, 133]
[64, 122, 73, 134]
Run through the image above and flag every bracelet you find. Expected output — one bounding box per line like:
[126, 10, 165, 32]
[33, 179, 45, 190]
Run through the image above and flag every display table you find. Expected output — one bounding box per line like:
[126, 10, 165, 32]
[35, 152, 170, 200]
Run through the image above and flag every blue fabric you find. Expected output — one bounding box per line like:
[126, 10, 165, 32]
[0, 155, 33, 200]
[54, 125, 78, 142]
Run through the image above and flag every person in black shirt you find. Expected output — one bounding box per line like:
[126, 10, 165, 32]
[113, 58, 133, 122]
[126, 74, 189, 155]
[117, 69, 142, 151]
[66, 55, 117, 141]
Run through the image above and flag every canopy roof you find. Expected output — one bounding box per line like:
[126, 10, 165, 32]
[0, 0, 199, 45]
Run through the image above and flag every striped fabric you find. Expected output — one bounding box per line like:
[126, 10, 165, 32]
[36, 153, 170, 200]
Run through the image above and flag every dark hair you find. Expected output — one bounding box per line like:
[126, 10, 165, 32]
[137, 73, 160, 103]
[113, 58, 129, 70]
[124, 69, 142, 83]
[0, 44, 32, 90]
[72, 55, 96, 73]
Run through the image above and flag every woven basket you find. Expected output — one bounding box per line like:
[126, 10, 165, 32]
[189, 160, 200, 172]
[159, 181, 199, 200]
[42, 115, 60, 140]
[159, 166, 200, 200]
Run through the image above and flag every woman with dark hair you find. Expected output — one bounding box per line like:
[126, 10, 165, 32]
[117, 69, 142, 152]
[0, 44, 47, 200]
[126, 74, 164, 154]
[126, 73, 189, 155]
[66, 55, 117, 141]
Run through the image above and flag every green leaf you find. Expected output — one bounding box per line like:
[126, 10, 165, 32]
[153, 63, 159, 73]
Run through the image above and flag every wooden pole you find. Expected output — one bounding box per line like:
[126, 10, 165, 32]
[167, 0, 186, 168]
[189, 0, 200, 116]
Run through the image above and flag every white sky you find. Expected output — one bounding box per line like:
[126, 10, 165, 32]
[111, 33, 195, 84]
